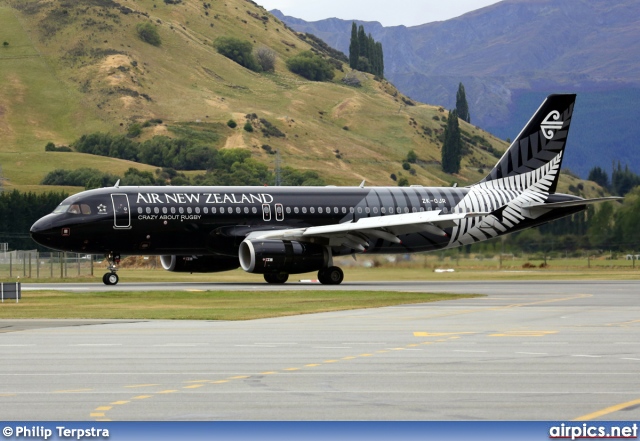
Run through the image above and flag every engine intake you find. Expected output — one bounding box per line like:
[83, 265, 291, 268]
[160, 255, 239, 273]
[239, 239, 329, 274]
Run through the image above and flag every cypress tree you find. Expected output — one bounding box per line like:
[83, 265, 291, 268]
[358, 25, 367, 63]
[455, 82, 471, 123]
[349, 22, 359, 69]
[377, 41, 384, 77]
[442, 109, 462, 174]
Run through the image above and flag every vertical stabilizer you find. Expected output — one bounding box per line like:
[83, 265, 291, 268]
[479, 94, 576, 193]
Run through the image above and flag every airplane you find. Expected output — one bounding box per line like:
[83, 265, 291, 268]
[30, 94, 621, 285]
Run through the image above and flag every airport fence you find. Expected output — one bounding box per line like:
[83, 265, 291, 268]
[0, 250, 96, 280]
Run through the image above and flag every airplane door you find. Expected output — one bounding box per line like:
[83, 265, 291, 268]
[111, 194, 131, 229]
[275, 203, 284, 221]
[262, 204, 271, 221]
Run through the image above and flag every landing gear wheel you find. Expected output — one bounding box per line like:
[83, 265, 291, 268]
[318, 266, 344, 285]
[264, 273, 289, 284]
[103, 272, 119, 285]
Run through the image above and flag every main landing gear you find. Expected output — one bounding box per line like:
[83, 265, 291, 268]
[102, 252, 121, 285]
[263, 266, 344, 285]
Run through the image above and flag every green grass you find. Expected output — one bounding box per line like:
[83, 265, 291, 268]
[0, 290, 477, 320]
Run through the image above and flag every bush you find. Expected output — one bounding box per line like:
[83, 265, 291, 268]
[402, 162, 411, 171]
[227, 119, 237, 128]
[406, 149, 417, 163]
[254, 46, 276, 72]
[397, 177, 409, 187]
[215, 37, 261, 72]
[136, 22, 161, 46]
[243, 121, 254, 132]
[127, 123, 142, 138]
[286, 51, 335, 81]
[44, 142, 72, 152]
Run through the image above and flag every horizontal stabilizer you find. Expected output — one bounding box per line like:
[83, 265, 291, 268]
[524, 196, 623, 210]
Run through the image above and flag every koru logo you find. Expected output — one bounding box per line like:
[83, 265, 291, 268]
[541, 110, 563, 140]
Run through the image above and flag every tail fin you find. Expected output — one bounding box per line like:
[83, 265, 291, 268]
[479, 94, 576, 193]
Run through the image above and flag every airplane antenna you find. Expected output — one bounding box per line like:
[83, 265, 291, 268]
[453, 183, 458, 188]
[114, 179, 120, 188]
[359, 180, 365, 188]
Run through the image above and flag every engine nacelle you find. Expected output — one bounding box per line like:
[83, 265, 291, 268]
[239, 239, 329, 274]
[160, 255, 239, 273]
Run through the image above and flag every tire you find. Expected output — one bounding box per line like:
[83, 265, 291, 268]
[104, 272, 119, 286]
[320, 266, 343, 285]
[264, 273, 289, 284]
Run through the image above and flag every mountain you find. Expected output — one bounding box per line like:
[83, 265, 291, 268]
[0, 0, 515, 193]
[272, 0, 640, 177]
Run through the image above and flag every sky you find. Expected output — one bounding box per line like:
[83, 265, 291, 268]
[256, 0, 503, 27]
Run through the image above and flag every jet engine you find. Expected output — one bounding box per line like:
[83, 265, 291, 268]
[160, 255, 239, 273]
[239, 239, 330, 274]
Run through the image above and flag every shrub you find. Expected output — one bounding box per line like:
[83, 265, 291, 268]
[286, 51, 335, 81]
[215, 37, 261, 72]
[397, 177, 409, 187]
[259, 118, 285, 138]
[390, 173, 397, 181]
[243, 121, 253, 132]
[227, 119, 237, 128]
[402, 162, 411, 171]
[44, 142, 71, 152]
[406, 149, 417, 163]
[136, 22, 161, 46]
[127, 123, 142, 138]
[2, 41, 8, 47]
[254, 46, 276, 72]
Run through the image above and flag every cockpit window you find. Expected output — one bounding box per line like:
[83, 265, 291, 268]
[68, 204, 81, 214]
[81, 204, 91, 215]
[53, 205, 70, 214]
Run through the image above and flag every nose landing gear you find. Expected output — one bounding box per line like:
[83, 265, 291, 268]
[102, 252, 121, 285]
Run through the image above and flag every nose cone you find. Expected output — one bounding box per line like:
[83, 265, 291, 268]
[30, 216, 54, 247]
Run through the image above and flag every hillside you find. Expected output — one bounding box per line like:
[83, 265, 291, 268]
[272, 0, 640, 177]
[0, 0, 595, 198]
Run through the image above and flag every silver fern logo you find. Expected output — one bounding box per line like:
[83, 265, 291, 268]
[541, 110, 563, 140]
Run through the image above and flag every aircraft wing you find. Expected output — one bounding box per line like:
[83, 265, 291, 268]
[246, 210, 490, 251]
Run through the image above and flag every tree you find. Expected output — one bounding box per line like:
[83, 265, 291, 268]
[406, 150, 417, 163]
[588, 166, 609, 189]
[254, 46, 276, 72]
[136, 22, 161, 46]
[214, 37, 261, 72]
[442, 109, 462, 174]
[375, 41, 384, 77]
[456, 83, 470, 123]
[348, 22, 359, 69]
[286, 51, 335, 81]
[357, 25, 367, 61]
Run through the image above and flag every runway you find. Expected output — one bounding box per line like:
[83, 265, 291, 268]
[2, 280, 640, 420]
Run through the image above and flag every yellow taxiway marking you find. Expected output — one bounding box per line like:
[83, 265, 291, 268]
[406, 344, 419, 347]
[359, 353, 373, 357]
[184, 289, 205, 292]
[413, 332, 476, 337]
[124, 384, 160, 388]
[283, 368, 300, 371]
[391, 348, 405, 351]
[324, 360, 338, 363]
[183, 384, 204, 389]
[490, 330, 558, 337]
[305, 364, 320, 367]
[228, 376, 249, 380]
[607, 318, 640, 327]
[95, 419, 111, 422]
[210, 380, 229, 384]
[54, 388, 93, 393]
[158, 390, 178, 394]
[185, 380, 210, 383]
[110, 401, 130, 405]
[574, 398, 640, 421]
[261, 371, 278, 374]
[132, 395, 153, 400]
[95, 406, 112, 411]
[90, 413, 104, 417]
[0, 394, 16, 397]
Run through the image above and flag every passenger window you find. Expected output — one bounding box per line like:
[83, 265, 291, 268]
[146, 207, 151, 214]
[404, 207, 409, 213]
[381, 207, 386, 214]
[318, 207, 323, 214]
[420, 207, 424, 212]
[310, 207, 315, 214]
[195, 207, 200, 214]
[171, 207, 176, 214]
[373, 207, 378, 214]
[220, 207, 225, 214]
[365, 207, 370, 214]
[154, 207, 159, 214]
[137, 207, 143, 214]
[294, 207, 299, 214]
[286, 207, 291, 214]
[350, 207, 354, 214]
[162, 207, 168, 214]
[244, 207, 249, 214]
[302, 207, 307, 214]
[179, 207, 184, 214]
[341, 207, 346, 214]
[187, 207, 192, 214]
[412, 207, 417, 213]
[334, 207, 338, 214]
[326, 207, 330, 213]
[357, 207, 362, 213]
[397, 207, 402, 214]
[212, 207, 217, 214]
[443, 207, 448, 213]
[236, 207, 240, 214]
[203, 207, 208, 214]
[252, 207, 257, 214]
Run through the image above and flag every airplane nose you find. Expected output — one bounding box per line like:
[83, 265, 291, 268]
[30, 217, 53, 245]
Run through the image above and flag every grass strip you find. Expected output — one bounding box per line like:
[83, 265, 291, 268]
[0, 290, 480, 320]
